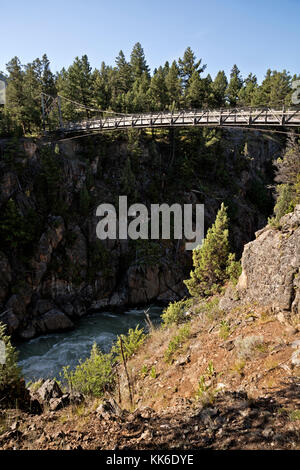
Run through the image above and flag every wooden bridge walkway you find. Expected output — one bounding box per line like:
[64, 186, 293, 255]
[61, 107, 300, 134]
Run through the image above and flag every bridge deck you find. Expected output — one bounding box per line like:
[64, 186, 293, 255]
[62, 107, 300, 133]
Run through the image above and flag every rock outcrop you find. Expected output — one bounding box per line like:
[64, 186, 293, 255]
[221, 205, 300, 318]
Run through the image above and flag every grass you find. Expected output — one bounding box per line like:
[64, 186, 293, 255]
[164, 324, 191, 364]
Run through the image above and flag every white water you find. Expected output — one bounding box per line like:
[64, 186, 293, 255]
[17, 306, 162, 382]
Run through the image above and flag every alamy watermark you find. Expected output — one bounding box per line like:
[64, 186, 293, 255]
[96, 196, 204, 251]
[0, 340, 5, 365]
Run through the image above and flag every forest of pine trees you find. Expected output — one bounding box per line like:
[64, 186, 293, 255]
[0, 43, 299, 136]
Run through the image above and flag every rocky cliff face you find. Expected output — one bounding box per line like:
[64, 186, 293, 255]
[0, 129, 280, 339]
[221, 205, 300, 320]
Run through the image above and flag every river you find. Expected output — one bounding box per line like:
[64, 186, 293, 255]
[17, 305, 163, 383]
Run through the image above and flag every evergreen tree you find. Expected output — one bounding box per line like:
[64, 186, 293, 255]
[130, 42, 150, 81]
[60, 55, 93, 119]
[23, 59, 43, 131]
[212, 70, 228, 107]
[185, 70, 205, 108]
[115, 50, 133, 94]
[127, 73, 150, 112]
[40, 54, 56, 96]
[238, 73, 257, 106]
[5, 57, 26, 133]
[178, 47, 206, 89]
[162, 61, 170, 77]
[269, 70, 292, 107]
[184, 203, 233, 297]
[92, 62, 113, 111]
[251, 69, 272, 106]
[148, 66, 168, 110]
[165, 60, 182, 110]
[226, 64, 243, 106]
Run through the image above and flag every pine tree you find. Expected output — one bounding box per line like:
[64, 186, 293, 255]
[115, 50, 133, 94]
[148, 66, 168, 111]
[165, 60, 182, 110]
[238, 73, 257, 106]
[184, 203, 232, 297]
[185, 70, 205, 108]
[251, 69, 272, 106]
[23, 59, 43, 132]
[269, 70, 292, 107]
[128, 73, 150, 112]
[91, 63, 113, 111]
[40, 54, 56, 96]
[178, 47, 206, 89]
[226, 64, 243, 106]
[61, 55, 93, 119]
[212, 71, 228, 107]
[130, 43, 150, 81]
[5, 57, 26, 133]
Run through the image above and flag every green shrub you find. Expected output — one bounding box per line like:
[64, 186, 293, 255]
[60, 343, 113, 397]
[112, 325, 146, 362]
[226, 253, 242, 285]
[161, 298, 192, 326]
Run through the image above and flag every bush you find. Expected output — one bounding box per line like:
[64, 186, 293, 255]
[60, 343, 114, 397]
[161, 298, 193, 326]
[226, 253, 242, 285]
[112, 325, 146, 362]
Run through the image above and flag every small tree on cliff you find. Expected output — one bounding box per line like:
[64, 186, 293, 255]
[184, 203, 237, 297]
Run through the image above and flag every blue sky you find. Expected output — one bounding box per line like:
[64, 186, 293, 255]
[1, 0, 299, 83]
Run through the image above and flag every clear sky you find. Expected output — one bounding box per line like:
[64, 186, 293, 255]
[1, 0, 299, 83]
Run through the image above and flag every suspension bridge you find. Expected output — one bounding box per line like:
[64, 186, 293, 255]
[41, 93, 300, 136]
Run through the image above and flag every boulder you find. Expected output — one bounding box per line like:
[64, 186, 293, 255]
[38, 309, 74, 332]
[37, 379, 62, 402]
